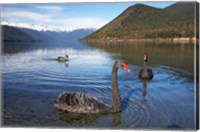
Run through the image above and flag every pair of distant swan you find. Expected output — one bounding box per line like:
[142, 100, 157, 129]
[54, 52, 153, 114]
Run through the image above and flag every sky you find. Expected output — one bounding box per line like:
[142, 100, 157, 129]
[0, 2, 176, 30]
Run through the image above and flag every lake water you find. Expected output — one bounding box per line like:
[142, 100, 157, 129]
[1, 40, 197, 129]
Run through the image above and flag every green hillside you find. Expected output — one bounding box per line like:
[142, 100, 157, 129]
[84, 2, 198, 41]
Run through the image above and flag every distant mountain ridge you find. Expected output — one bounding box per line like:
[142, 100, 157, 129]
[2, 24, 95, 42]
[84, 2, 199, 41]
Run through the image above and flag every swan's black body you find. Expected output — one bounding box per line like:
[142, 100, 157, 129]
[139, 69, 153, 80]
[54, 92, 113, 113]
[139, 52, 153, 80]
[54, 60, 130, 114]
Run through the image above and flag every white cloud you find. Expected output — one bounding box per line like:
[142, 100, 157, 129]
[2, 9, 108, 29]
[2, 11, 53, 23]
[33, 5, 64, 11]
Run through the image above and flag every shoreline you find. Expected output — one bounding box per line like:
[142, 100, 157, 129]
[83, 37, 198, 44]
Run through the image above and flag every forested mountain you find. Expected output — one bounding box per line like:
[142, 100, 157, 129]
[84, 2, 198, 41]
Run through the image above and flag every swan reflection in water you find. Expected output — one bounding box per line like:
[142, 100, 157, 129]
[141, 80, 148, 103]
[59, 61, 69, 68]
[56, 110, 102, 125]
[112, 112, 121, 127]
[56, 110, 121, 127]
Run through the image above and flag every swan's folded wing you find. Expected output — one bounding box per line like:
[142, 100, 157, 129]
[54, 92, 112, 113]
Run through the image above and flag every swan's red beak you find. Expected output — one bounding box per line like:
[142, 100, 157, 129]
[122, 63, 131, 72]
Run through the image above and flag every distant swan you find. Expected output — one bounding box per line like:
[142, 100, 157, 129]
[139, 52, 153, 80]
[57, 54, 69, 62]
[54, 60, 131, 114]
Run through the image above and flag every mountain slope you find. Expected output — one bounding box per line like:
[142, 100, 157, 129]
[2, 25, 39, 42]
[84, 2, 197, 41]
[165, 2, 195, 15]
[65, 29, 95, 41]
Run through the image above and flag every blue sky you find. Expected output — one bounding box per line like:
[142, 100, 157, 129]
[1, 2, 176, 29]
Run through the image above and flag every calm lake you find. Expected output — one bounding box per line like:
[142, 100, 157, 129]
[1, 40, 197, 129]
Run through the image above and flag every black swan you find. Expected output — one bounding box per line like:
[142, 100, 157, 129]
[54, 60, 130, 114]
[139, 52, 153, 80]
[57, 54, 69, 62]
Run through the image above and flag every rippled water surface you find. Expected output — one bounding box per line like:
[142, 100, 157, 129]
[2, 41, 197, 129]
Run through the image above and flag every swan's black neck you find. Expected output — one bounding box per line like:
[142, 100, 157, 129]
[111, 62, 122, 112]
[143, 61, 148, 71]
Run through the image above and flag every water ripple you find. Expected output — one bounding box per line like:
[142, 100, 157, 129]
[2, 47, 195, 129]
